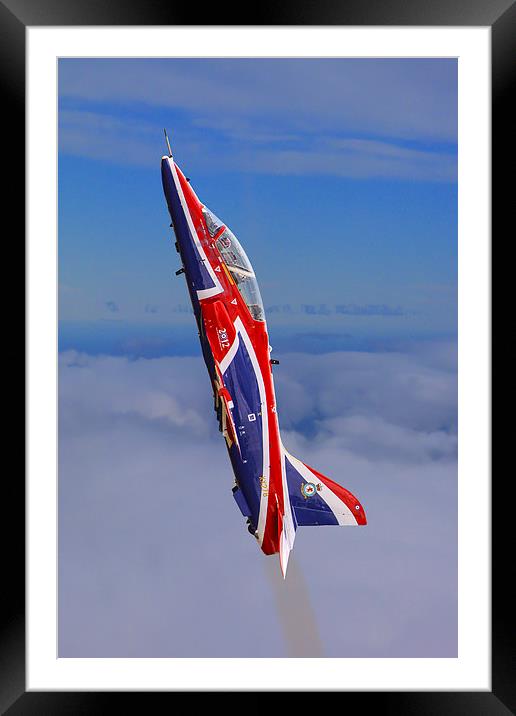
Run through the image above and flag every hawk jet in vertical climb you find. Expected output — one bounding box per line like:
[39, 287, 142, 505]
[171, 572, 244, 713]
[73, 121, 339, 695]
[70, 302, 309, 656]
[161, 132, 366, 576]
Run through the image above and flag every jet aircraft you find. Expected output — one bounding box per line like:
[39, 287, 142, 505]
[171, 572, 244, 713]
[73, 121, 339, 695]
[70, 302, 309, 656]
[161, 134, 366, 576]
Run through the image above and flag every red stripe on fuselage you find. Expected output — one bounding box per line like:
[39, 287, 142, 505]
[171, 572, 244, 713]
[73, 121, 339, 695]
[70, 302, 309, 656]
[258, 367, 284, 556]
[174, 162, 285, 556]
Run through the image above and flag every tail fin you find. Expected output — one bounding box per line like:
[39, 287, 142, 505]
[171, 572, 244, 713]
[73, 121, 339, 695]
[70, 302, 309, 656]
[276, 448, 366, 578]
[283, 449, 367, 527]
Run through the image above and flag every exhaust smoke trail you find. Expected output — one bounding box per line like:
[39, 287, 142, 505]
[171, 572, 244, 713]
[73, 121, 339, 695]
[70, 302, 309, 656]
[265, 554, 323, 657]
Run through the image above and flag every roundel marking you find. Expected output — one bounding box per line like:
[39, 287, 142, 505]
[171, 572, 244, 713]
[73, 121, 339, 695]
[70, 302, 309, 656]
[301, 482, 317, 499]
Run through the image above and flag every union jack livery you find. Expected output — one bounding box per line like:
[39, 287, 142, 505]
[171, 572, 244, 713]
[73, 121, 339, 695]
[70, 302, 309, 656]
[161, 134, 366, 576]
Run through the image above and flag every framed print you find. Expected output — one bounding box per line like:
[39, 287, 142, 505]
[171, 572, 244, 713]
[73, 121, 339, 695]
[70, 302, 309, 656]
[4, 0, 509, 711]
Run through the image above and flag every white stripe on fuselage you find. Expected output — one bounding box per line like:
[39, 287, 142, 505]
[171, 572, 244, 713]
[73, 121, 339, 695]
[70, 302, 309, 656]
[219, 332, 240, 375]
[165, 157, 223, 300]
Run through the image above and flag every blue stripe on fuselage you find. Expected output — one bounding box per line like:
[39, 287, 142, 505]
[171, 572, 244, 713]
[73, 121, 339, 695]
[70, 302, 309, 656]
[161, 159, 216, 295]
[222, 338, 263, 526]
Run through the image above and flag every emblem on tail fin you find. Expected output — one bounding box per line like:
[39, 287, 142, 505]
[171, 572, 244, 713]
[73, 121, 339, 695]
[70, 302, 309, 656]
[301, 482, 317, 498]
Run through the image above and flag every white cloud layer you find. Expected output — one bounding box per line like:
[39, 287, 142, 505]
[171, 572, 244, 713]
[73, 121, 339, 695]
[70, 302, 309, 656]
[59, 342, 457, 657]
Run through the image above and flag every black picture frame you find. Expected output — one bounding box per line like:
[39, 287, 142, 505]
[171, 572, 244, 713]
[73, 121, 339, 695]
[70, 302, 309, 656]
[5, 0, 508, 711]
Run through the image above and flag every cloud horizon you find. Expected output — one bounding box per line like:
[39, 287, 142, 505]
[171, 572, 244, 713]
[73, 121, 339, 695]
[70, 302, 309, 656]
[58, 341, 457, 657]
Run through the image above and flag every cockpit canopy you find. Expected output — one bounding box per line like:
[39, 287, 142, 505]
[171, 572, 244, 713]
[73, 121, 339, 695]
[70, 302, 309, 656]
[202, 206, 265, 322]
[202, 206, 224, 238]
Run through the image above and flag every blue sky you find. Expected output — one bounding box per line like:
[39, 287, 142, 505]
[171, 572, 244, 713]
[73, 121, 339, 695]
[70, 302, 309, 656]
[58, 59, 457, 658]
[58, 58, 457, 356]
